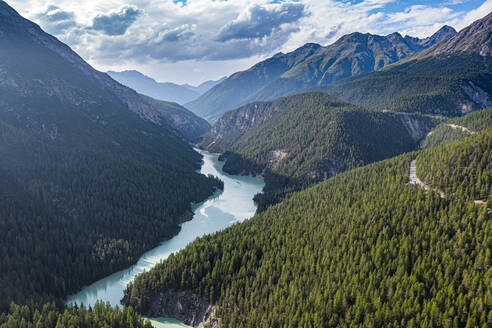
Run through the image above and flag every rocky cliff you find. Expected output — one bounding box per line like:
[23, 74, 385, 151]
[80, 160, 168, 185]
[147, 290, 219, 328]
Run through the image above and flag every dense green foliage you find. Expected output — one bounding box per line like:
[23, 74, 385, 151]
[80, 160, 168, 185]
[0, 119, 222, 311]
[417, 129, 492, 202]
[323, 54, 492, 116]
[0, 302, 152, 328]
[0, 1, 222, 313]
[125, 135, 491, 327]
[209, 92, 434, 210]
[421, 107, 492, 148]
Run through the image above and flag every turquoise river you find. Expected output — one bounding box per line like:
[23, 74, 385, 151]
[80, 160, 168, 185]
[67, 150, 265, 327]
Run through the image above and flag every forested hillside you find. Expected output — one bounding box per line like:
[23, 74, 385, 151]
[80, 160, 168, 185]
[0, 0, 222, 314]
[188, 26, 455, 122]
[323, 12, 492, 116]
[140, 95, 211, 142]
[125, 130, 491, 328]
[421, 107, 492, 148]
[417, 129, 491, 202]
[205, 92, 435, 210]
[0, 302, 152, 328]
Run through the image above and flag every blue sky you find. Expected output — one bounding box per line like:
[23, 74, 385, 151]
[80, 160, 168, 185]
[5, 0, 492, 84]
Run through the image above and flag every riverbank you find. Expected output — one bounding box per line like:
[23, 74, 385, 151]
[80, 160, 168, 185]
[67, 150, 264, 327]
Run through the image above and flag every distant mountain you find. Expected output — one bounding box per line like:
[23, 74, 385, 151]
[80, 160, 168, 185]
[187, 26, 456, 122]
[182, 76, 227, 95]
[107, 70, 200, 104]
[140, 94, 210, 142]
[107, 70, 226, 105]
[323, 12, 492, 116]
[0, 0, 221, 310]
[203, 92, 435, 210]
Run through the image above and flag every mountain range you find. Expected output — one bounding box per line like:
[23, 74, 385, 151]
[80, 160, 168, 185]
[322, 11, 492, 116]
[187, 25, 457, 122]
[0, 0, 220, 311]
[108, 70, 226, 105]
[201, 12, 491, 210]
[1, 0, 491, 327]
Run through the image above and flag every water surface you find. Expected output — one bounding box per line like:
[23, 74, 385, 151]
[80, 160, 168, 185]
[67, 150, 264, 326]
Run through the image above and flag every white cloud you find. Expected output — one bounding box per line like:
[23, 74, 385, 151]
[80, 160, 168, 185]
[452, 0, 492, 29]
[4, 0, 490, 84]
[91, 5, 141, 36]
[216, 2, 306, 41]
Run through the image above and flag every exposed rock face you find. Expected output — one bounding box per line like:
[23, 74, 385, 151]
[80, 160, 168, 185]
[269, 150, 288, 168]
[397, 113, 436, 142]
[147, 290, 219, 328]
[202, 101, 283, 152]
[425, 11, 491, 56]
[405, 25, 457, 49]
[188, 26, 457, 122]
[461, 81, 492, 111]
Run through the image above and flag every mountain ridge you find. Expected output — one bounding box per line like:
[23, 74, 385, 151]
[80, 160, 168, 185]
[0, 0, 222, 311]
[203, 92, 436, 210]
[322, 11, 492, 116]
[187, 25, 457, 122]
[108, 70, 226, 105]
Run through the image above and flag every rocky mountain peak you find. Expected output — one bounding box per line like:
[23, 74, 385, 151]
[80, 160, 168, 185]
[426, 11, 491, 56]
[424, 25, 458, 46]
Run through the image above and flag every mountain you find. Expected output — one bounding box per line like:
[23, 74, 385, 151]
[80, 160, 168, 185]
[183, 76, 227, 95]
[323, 12, 492, 116]
[0, 0, 222, 311]
[140, 95, 210, 142]
[125, 129, 491, 328]
[202, 92, 435, 210]
[187, 26, 456, 122]
[107, 70, 226, 105]
[403, 25, 458, 49]
[107, 70, 201, 104]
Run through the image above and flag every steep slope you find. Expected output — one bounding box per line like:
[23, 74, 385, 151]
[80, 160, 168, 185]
[140, 95, 210, 142]
[417, 130, 491, 202]
[421, 106, 492, 148]
[323, 12, 492, 116]
[0, 0, 222, 311]
[187, 43, 322, 122]
[203, 92, 435, 210]
[108, 70, 201, 104]
[250, 26, 457, 103]
[125, 131, 491, 328]
[188, 27, 456, 122]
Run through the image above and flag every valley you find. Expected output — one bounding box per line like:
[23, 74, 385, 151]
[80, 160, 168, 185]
[0, 1, 490, 327]
[67, 150, 263, 327]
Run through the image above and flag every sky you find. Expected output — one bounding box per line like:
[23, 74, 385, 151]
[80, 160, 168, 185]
[5, 0, 492, 85]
